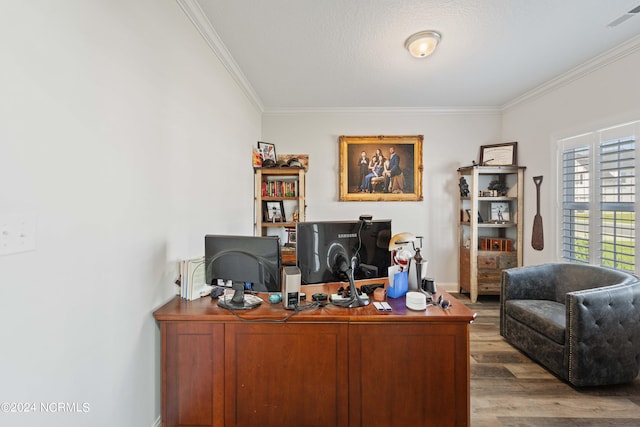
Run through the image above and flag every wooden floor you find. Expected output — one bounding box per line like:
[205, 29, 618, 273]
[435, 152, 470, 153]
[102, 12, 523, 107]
[452, 293, 640, 427]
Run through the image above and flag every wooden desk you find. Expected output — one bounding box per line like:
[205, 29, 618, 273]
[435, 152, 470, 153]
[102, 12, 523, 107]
[154, 281, 476, 427]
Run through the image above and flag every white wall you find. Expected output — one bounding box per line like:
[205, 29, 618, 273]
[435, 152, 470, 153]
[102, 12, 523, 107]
[262, 110, 502, 288]
[502, 42, 640, 266]
[0, 1, 260, 426]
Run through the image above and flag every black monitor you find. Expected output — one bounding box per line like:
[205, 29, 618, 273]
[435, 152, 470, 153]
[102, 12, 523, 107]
[205, 234, 281, 310]
[296, 219, 392, 285]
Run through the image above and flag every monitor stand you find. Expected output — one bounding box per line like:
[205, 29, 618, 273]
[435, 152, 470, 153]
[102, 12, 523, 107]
[332, 268, 370, 308]
[217, 282, 261, 310]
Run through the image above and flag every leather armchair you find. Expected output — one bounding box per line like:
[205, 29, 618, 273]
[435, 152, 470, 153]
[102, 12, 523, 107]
[500, 263, 640, 386]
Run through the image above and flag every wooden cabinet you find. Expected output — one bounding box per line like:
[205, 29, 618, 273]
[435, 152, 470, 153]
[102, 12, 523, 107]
[457, 165, 525, 302]
[162, 323, 225, 427]
[254, 168, 306, 265]
[348, 323, 471, 427]
[224, 323, 349, 427]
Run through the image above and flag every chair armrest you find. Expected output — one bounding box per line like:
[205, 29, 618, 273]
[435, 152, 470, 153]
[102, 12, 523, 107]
[566, 281, 640, 386]
[500, 265, 559, 337]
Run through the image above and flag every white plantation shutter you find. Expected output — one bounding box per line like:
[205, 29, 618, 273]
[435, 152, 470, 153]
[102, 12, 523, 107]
[599, 134, 635, 271]
[558, 121, 639, 273]
[562, 142, 590, 263]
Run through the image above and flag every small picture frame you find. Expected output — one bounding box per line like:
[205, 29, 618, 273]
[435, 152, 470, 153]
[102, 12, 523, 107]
[490, 202, 510, 223]
[479, 142, 517, 166]
[258, 141, 277, 162]
[263, 201, 286, 222]
[285, 227, 297, 248]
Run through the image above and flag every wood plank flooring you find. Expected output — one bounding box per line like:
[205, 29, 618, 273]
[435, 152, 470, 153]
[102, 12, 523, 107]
[452, 293, 640, 427]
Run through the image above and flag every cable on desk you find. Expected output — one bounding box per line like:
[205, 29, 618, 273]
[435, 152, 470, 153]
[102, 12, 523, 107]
[227, 301, 323, 322]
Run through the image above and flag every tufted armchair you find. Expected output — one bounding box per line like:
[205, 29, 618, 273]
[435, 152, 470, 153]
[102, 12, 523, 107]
[500, 263, 640, 387]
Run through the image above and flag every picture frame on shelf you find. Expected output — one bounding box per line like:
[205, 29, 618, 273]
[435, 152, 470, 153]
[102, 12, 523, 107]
[252, 146, 263, 168]
[479, 142, 517, 166]
[490, 202, 510, 223]
[338, 135, 423, 201]
[285, 227, 297, 248]
[258, 141, 277, 162]
[263, 201, 286, 223]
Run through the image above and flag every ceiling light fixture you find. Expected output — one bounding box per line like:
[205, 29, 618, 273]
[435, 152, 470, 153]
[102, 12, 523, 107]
[404, 30, 441, 58]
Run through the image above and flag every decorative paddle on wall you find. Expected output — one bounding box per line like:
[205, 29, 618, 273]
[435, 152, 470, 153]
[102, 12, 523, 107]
[532, 176, 544, 250]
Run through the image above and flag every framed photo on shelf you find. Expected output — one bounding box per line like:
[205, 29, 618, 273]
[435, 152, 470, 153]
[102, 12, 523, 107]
[258, 141, 277, 162]
[338, 135, 423, 201]
[490, 202, 510, 223]
[263, 201, 286, 223]
[479, 142, 517, 166]
[285, 227, 296, 248]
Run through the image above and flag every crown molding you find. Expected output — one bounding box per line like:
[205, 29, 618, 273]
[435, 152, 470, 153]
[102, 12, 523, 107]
[502, 33, 640, 111]
[262, 106, 502, 115]
[176, 0, 264, 112]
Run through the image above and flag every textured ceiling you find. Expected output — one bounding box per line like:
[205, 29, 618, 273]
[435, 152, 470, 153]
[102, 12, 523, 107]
[187, 0, 640, 111]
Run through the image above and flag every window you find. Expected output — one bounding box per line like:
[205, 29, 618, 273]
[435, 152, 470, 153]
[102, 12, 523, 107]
[559, 121, 638, 273]
[562, 145, 590, 263]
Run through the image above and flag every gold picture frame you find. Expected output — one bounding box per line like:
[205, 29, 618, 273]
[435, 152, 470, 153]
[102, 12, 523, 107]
[339, 135, 423, 201]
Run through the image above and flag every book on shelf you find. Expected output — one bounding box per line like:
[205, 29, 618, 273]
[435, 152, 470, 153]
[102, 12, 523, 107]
[261, 180, 298, 197]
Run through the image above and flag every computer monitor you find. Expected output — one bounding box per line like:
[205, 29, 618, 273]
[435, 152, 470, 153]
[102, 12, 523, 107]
[296, 219, 392, 285]
[205, 234, 282, 310]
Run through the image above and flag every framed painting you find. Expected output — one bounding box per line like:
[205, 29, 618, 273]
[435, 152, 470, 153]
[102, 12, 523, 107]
[339, 135, 423, 201]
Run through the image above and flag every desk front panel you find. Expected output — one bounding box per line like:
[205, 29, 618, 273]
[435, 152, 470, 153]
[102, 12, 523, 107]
[349, 322, 470, 427]
[162, 322, 225, 427]
[225, 322, 349, 427]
